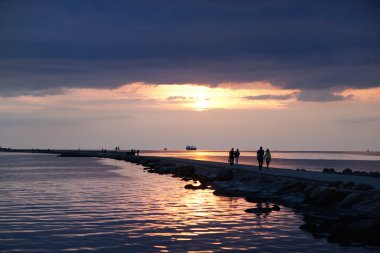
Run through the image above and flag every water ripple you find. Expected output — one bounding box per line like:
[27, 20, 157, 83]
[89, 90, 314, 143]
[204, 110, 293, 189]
[0, 153, 375, 252]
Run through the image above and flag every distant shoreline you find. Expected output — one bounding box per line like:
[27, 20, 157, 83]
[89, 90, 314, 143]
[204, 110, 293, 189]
[1, 148, 380, 156]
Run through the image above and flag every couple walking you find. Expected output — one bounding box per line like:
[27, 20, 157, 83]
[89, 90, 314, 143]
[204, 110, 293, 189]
[257, 146, 271, 170]
[228, 148, 240, 166]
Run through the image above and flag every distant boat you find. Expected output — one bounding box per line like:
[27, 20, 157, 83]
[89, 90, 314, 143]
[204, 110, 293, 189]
[164, 148, 167, 150]
[186, 145, 197, 150]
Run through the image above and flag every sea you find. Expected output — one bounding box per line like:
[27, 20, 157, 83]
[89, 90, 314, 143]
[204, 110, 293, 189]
[0, 152, 378, 252]
[142, 150, 380, 173]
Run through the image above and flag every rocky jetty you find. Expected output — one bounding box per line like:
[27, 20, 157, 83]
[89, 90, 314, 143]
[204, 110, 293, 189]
[323, 167, 380, 178]
[132, 155, 380, 247]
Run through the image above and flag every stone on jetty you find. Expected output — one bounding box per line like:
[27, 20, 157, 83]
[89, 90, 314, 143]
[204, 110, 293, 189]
[348, 219, 380, 234]
[245, 194, 269, 203]
[213, 188, 253, 197]
[245, 207, 272, 214]
[245, 204, 281, 214]
[339, 193, 362, 207]
[184, 183, 206, 190]
[342, 168, 352, 174]
[305, 187, 349, 206]
[216, 169, 233, 181]
[341, 181, 355, 189]
[278, 181, 306, 194]
[352, 183, 375, 191]
[322, 168, 336, 174]
[272, 204, 281, 211]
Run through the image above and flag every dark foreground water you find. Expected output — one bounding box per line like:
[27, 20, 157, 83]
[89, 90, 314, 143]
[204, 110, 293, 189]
[0, 153, 376, 252]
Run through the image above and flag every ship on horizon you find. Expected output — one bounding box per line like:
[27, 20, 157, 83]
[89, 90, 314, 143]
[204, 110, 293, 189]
[186, 145, 197, 150]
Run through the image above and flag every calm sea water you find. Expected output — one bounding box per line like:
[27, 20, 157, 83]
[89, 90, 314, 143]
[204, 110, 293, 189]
[0, 153, 377, 252]
[142, 150, 380, 173]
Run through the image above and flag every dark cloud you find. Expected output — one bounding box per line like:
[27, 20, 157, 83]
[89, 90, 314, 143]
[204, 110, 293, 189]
[296, 89, 354, 102]
[244, 94, 296, 101]
[167, 96, 190, 101]
[0, 0, 379, 98]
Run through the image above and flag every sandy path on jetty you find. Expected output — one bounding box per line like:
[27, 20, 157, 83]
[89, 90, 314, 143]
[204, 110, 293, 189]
[143, 156, 380, 189]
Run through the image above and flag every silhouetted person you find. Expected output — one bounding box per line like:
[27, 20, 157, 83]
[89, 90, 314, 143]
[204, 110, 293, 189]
[228, 148, 235, 166]
[234, 149, 240, 164]
[264, 149, 271, 168]
[136, 149, 139, 156]
[257, 146, 264, 170]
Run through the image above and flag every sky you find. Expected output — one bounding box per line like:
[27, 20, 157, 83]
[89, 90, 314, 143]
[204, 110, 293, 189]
[0, 0, 379, 151]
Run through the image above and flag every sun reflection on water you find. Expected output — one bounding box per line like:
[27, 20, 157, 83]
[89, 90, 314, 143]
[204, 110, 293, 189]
[0, 154, 372, 253]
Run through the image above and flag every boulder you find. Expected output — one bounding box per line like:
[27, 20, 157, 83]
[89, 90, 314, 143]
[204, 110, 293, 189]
[323, 168, 336, 174]
[176, 165, 196, 177]
[342, 168, 352, 174]
[352, 184, 375, 191]
[375, 201, 380, 211]
[278, 181, 305, 194]
[272, 204, 281, 211]
[306, 187, 349, 206]
[354, 170, 368, 176]
[213, 188, 237, 197]
[184, 184, 206, 190]
[328, 181, 343, 188]
[245, 194, 269, 203]
[341, 181, 355, 189]
[216, 169, 233, 181]
[245, 207, 272, 214]
[339, 192, 362, 207]
[348, 219, 380, 235]
[303, 185, 317, 197]
[369, 172, 380, 178]
[241, 174, 256, 182]
[347, 219, 380, 242]
[157, 167, 171, 174]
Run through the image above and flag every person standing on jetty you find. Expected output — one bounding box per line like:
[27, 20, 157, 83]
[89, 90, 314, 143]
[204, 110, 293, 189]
[257, 146, 264, 170]
[228, 148, 235, 166]
[264, 149, 271, 168]
[234, 149, 240, 164]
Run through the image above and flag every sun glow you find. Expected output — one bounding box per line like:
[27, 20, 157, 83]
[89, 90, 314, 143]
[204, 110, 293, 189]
[195, 99, 209, 111]
[50, 84, 376, 111]
[194, 92, 209, 111]
[151, 83, 297, 110]
[1, 82, 300, 113]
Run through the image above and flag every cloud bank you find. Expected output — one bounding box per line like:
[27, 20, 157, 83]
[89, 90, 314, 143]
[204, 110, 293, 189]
[0, 0, 379, 100]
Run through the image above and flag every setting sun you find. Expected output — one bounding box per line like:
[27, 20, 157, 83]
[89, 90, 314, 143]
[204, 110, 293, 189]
[195, 98, 208, 111]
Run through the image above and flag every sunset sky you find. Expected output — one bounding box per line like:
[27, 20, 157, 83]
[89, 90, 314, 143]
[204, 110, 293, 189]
[1, 0, 379, 150]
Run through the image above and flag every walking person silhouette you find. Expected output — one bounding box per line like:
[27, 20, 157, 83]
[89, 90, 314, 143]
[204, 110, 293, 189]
[234, 149, 240, 164]
[228, 148, 235, 166]
[264, 149, 271, 168]
[257, 146, 264, 170]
